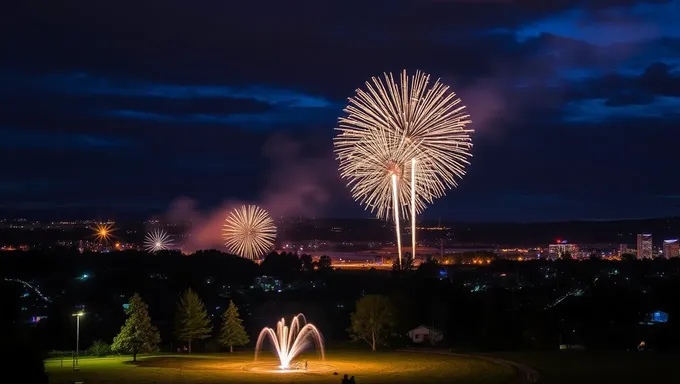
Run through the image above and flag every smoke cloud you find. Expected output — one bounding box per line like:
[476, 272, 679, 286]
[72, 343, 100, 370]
[163, 133, 337, 252]
[259, 133, 333, 218]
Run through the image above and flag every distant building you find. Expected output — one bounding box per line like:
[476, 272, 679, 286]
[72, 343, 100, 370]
[407, 325, 444, 344]
[548, 240, 578, 258]
[619, 244, 628, 255]
[637, 234, 653, 259]
[663, 239, 679, 259]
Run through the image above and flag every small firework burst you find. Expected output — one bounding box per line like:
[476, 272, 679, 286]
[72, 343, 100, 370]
[91, 223, 115, 242]
[144, 229, 173, 252]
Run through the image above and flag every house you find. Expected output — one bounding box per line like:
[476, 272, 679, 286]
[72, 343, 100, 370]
[407, 325, 444, 344]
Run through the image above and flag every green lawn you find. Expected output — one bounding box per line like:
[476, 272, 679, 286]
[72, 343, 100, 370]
[47, 351, 515, 384]
[488, 350, 680, 384]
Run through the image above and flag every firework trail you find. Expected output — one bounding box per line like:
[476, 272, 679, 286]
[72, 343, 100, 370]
[334, 70, 473, 264]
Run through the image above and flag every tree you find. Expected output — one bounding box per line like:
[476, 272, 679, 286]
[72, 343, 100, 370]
[316, 255, 332, 271]
[219, 300, 250, 352]
[260, 252, 302, 280]
[392, 253, 415, 273]
[175, 288, 212, 353]
[349, 294, 394, 351]
[111, 293, 160, 362]
[300, 254, 314, 272]
[416, 256, 441, 279]
[88, 339, 111, 357]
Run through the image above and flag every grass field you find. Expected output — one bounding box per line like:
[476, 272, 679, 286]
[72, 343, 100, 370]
[488, 350, 680, 384]
[47, 351, 516, 384]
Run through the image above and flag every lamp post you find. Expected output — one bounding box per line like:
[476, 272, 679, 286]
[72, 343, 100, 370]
[72, 312, 84, 369]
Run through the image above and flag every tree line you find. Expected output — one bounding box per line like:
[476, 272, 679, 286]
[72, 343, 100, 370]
[106, 290, 395, 360]
[109, 289, 249, 361]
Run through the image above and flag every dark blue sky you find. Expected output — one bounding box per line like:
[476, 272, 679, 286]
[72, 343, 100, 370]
[1, 0, 680, 222]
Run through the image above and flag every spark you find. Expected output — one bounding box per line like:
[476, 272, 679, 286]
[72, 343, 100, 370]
[91, 223, 114, 242]
[334, 70, 473, 264]
[144, 229, 173, 252]
[223, 205, 277, 260]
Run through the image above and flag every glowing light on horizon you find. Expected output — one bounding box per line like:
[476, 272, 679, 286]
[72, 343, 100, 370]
[91, 223, 114, 242]
[144, 229, 173, 252]
[334, 70, 473, 264]
[223, 205, 276, 260]
[255, 314, 325, 369]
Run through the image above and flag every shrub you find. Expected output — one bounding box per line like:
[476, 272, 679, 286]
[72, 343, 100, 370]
[88, 339, 111, 357]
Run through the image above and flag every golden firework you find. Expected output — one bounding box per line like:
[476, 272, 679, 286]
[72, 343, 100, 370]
[334, 70, 474, 264]
[91, 223, 115, 242]
[334, 70, 473, 219]
[223, 205, 276, 260]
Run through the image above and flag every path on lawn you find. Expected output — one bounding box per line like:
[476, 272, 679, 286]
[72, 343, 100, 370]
[397, 349, 540, 384]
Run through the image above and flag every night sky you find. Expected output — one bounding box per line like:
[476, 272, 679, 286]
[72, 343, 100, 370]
[1, 0, 680, 222]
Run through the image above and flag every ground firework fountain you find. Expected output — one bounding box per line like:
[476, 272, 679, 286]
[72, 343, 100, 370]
[254, 314, 325, 370]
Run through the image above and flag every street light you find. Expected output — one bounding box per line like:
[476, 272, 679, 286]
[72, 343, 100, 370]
[72, 312, 84, 369]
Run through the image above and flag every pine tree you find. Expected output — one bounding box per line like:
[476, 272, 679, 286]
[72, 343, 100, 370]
[219, 300, 249, 352]
[111, 293, 160, 362]
[175, 288, 212, 353]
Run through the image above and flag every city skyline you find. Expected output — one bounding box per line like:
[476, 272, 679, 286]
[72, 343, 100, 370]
[2, 1, 680, 221]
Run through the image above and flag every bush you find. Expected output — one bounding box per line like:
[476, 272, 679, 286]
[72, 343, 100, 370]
[88, 339, 111, 357]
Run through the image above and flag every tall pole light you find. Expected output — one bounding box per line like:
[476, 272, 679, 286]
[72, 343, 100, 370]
[72, 312, 84, 369]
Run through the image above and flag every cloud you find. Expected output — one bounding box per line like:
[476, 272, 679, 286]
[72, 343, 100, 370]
[105, 105, 340, 128]
[2, 0, 680, 221]
[564, 96, 680, 122]
[0, 126, 130, 149]
[1, 70, 339, 128]
[513, 0, 680, 45]
[560, 61, 680, 121]
[33, 72, 333, 108]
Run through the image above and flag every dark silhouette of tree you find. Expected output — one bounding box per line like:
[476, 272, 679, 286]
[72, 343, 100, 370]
[260, 252, 302, 280]
[111, 293, 160, 362]
[392, 253, 414, 273]
[175, 288, 212, 353]
[416, 256, 441, 279]
[0, 281, 48, 383]
[316, 255, 332, 270]
[219, 300, 249, 352]
[349, 294, 394, 351]
[300, 254, 314, 273]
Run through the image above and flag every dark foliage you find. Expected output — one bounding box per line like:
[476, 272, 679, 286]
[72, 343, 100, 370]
[3, 248, 680, 355]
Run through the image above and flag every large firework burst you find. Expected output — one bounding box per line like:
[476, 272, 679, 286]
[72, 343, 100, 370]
[334, 70, 473, 264]
[144, 229, 173, 252]
[223, 205, 276, 260]
[334, 70, 473, 219]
